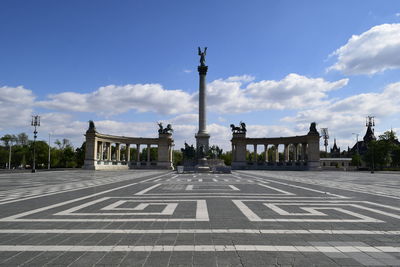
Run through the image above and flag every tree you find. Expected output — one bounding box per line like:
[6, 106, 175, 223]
[392, 146, 400, 167]
[173, 150, 183, 166]
[140, 147, 158, 161]
[16, 133, 29, 146]
[1, 134, 17, 146]
[363, 141, 390, 170]
[207, 145, 223, 159]
[379, 130, 397, 143]
[75, 142, 86, 168]
[220, 151, 232, 166]
[351, 153, 361, 168]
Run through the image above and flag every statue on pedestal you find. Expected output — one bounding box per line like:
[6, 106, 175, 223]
[198, 47, 207, 66]
[230, 121, 247, 133]
[157, 122, 173, 134]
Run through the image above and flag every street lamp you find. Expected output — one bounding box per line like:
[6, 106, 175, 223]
[31, 115, 40, 173]
[48, 133, 51, 170]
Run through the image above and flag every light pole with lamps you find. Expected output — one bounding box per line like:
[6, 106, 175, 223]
[31, 115, 40, 173]
[48, 133, 51, 170]
[8, 139, 12, 170]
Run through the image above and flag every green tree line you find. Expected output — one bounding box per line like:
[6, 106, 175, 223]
[0, 133, 85, 169]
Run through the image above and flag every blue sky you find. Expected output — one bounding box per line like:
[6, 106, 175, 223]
[1, 0, 400, 151]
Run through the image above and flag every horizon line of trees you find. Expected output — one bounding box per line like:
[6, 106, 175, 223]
[0, 133, 85, 169]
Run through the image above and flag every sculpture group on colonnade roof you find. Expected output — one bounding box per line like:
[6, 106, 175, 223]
[157, 122, 173, 134]
[230, 121, 247, 134]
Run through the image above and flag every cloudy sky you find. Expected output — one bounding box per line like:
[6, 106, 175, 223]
[1, 0, 400, 151]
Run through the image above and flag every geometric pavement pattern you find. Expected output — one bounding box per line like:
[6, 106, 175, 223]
[0, 170, 399, 266]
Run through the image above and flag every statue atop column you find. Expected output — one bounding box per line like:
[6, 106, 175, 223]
[198, 47, 207, 66]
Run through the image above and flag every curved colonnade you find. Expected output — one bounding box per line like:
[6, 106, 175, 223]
[231, 126, 320, 170]
[83, 126, 173, 170]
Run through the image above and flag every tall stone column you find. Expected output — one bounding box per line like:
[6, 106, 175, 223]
[253, 144, 257, 162]
[116, 143, 120, 161]
[294, 143, 298, 161]
[126, 144, 130, 162]
[275, 145, 280, 163]
[284, 144, 289, 162]
[302, 143, 307, 161]
[136, 144, 141, 166]
[147, 144, 151, 166]
[195, 48, 210, 154]
[264, 145, 268, 162]
[107, 143, 111, 161]
[97, 141, 102, 160]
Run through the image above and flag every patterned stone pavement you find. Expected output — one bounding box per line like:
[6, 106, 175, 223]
[0, 170, 399, 266]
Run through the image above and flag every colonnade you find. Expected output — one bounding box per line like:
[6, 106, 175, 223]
[232, 143, 308, 163]
[83, 122, 174, 170]
[231, 123, 320, 170]
[95, 141, 162, 166]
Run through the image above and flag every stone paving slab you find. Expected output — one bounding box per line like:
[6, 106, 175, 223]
[0, 170, 399, 266]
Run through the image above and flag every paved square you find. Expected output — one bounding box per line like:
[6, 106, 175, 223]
[0, 170, 399, 266]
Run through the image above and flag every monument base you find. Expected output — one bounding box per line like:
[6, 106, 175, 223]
[195, 132, 210, 152]
[307, 161, 321, 171]
[195, 157, 211, 173]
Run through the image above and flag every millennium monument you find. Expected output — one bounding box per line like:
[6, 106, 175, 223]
[83, 48, 321, 171]
[195, 47, 210, 153]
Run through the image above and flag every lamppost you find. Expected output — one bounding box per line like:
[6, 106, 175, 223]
[31, 115, 40, 173]
[8, 139, 12, 170]
[352, 133, 359, 169]
[48, 133, 51, 170]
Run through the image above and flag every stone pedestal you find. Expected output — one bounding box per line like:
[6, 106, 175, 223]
[195, 132, 210, 153]
[157, 133, 174, 170]
[83, 128, 97, 170]
[231, 132, 246, 170]
[195, 157, 211, 172]
[307, 132, 321, 171]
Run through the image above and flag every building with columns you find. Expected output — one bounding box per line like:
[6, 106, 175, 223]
[83, 121, 173, 170]
[231, 122, 321, 170]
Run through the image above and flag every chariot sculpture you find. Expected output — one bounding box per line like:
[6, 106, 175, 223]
[158, 122, 173, 134]
[230, 121, 247, 134]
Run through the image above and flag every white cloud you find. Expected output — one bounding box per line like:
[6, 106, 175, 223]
[166, 114, 198, 124]
[246, 73, 348, 109]
[206, 74, 348, 113]
[282, 81, 400, 148]
[328, 24, 400, 75]
[225, 75, 255, 83]
[183, 69, 192, 73]
[0, 86, 35, 131]
[35, 74, 347, 116]
[246, 125, 297, 138]
[37, 84, 194, 116]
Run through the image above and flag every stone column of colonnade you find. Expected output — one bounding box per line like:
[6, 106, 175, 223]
[275, 144, 279, 162]
[136, 144, 141, 166]
[264, 145, 268, 162]
[284, 144, 289, 162]
[147, 144, 151, 166]
[126, 144, 131, 163]
[115, 143, 120, 161]
[253, 144, 257, 163]
[302, 143, 307, 161]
